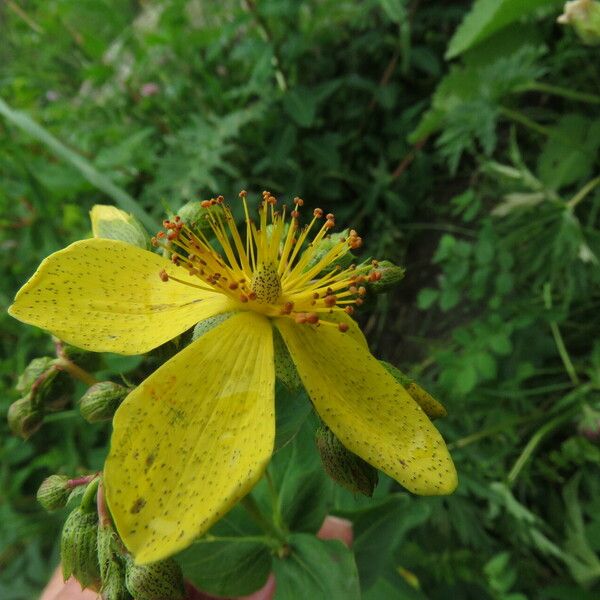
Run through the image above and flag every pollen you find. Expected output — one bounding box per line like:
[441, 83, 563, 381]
[152, 191, 379, 328]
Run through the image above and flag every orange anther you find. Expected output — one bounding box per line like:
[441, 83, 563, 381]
[216, 195, 224, 203]
[306, 313, 319, 324]
[239, 190, 248, 199]
[326, 213, 334, 220]
[338, 323, 349, 333]
[349, 286, 358, 294]
[201, 200, 212, 208]
[355, 298, 364, 306]
[291, 210, 300, 219]
[325, 219, 335, 229]
[295, 313, 308, 324]
[159, 269, 169, 282]
[369, 271, 382, 282]
[358, 286, 367, 297]
[167, 230, 178, 240]
[229, 282, 239, 290]
[313, 208, 323, 218]
[248, 291, 257, 301]
[240, 294, 249, 303]
[344, 306, 354, 315]
[324, 295, 337, 307]
[294, 197, 304, 206]
[151, 237, 158, 247]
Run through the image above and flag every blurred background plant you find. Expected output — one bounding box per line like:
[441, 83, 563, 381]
[1, 0, 599, 598]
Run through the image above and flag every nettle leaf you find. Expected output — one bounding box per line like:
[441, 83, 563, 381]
[446, 0, 562, 59]
[537, 115, 600, 191]
[273, 534, 360, 600]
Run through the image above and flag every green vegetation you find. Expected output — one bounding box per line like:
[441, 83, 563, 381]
[1, 1, 599, 598]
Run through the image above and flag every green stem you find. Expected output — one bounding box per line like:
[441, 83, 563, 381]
[516, 81, 600, 105]
[499, 106, 554, 137]
[567, 175, 600, 211]
[507, 409, 576, 487]
[543, 284, 580, 385]
[80, 477, 100, 513]
[0, 97, 158, 232]
[448, 412, 543, 450]
[240, 495, 287, 548]
[55, 358, 99, 386]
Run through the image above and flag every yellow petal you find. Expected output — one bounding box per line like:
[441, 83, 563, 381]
[9, 239, 233, 354]
[276, 318, 457, 495]
[104, 311, 275, 563]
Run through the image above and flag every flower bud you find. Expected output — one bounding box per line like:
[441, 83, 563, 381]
[90, 205, 149, 249]
[37, 474, 70, 511]
[577, 405, 600, 442]
[176, 200, 219, 234]
[8, 396, 44, 438]
[16, 357, 55, 394]
[61, 507, 101, 589]
[79, 382, 129, 423]
[365, 260, 405, 293]
[558, 0, 600, 45]
[315, 425, 379, 496]
[381, 361, 447, 419]
[124, 557, 185, 600]
[305, 230, 353, 273]
[16, 356, 74, 411]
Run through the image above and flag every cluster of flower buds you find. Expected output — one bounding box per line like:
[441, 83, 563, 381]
[38, 473, 186, 600]
[315, 425, 379, 496]
[8, 356, 74, 438]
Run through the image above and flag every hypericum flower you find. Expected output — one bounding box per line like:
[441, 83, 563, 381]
[9, 191, 457, 564]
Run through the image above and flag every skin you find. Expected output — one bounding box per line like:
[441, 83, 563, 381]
[40, 516, 353, 600]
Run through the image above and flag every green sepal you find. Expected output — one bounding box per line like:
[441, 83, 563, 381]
[381, 361, 447, 419]
[61, 507, 101, 589]
[315, 424, 379, 496]
[124, 557, 185, 600]
[90, 205, 149, 249]
[192, 312, 235, 341]
[274, 328, 302, 390]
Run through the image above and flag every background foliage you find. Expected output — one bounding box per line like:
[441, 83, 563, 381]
[1, 0, 599, 598]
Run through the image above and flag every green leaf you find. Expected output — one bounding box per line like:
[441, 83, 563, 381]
[378, 0, 407, 24]
[273, 534, 360, 600]
[446, 0, 562, 59]
[417, 288, 439, 310]
[274, 383, 312, 451]
[283, 87, 318, 128]
[537, 115, 600, 190]
[177, 538, 272, 597]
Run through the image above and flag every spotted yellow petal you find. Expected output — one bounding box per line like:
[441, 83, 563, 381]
[276, 318, 457, 495]
[104, 311, 275, 564]
[9, 238, 234, 354]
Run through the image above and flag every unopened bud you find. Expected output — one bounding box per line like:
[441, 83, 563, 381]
[315, 425, 378, 496]
[558, 0, 600, 45]
[365, 260, 405, 293]
[577, 405, 600, 442]
[37, 474, 70, 511]
[305, 230, 353, 273]
[176, 200, 220, 234]
[8, 396, 44, 438]
[381, 361, 447, 419]
[90, 205, 149, 249]
[79, 382, 129, 423]
[125, 557, 185, 600]
[16, 356, 74, 411]
[61, 508, 101, 589]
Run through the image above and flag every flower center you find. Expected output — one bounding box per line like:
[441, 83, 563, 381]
[152, 191, 382, 331]
[251, 262, 281, 304]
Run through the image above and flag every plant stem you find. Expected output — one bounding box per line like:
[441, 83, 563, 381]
[507, 409, 576, 487]
[80, 477, 100, 513]
[499, 106, 553, 137]
[543, 283, 580, 385]
[55, 358, 99, 386]
[240, 495, 287, 548]
[516, 81, 600, 105]
[567, 175, 600, 211]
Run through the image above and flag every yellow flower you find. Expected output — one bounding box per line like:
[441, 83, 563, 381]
[9, 192, 457, 564]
